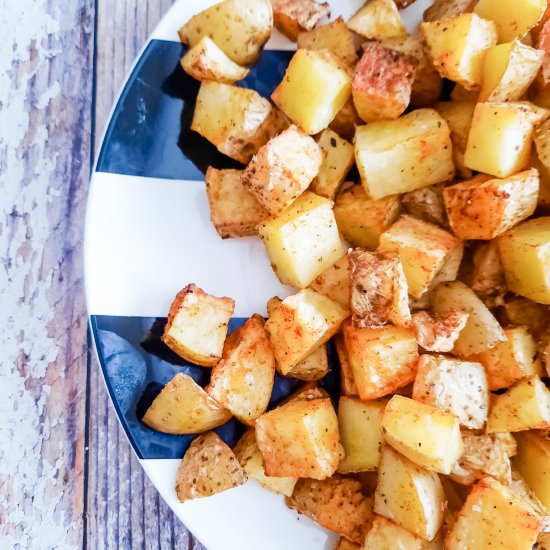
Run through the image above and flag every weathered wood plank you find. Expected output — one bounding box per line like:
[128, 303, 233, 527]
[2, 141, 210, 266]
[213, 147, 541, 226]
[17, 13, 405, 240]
[0, 0, 94, 548]
[88, 1, 204, 547]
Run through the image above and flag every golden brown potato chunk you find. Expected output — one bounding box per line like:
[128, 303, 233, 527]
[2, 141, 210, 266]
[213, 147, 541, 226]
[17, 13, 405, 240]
[285, 477, 374, 544]
[409, 310, 469, 353]
[348, 0, 407, 41]
[352, 42, 416, 123]
[335, 537, 361, 550]
[271, 0, 330, 41]
[308, 255, 350, 309]
[364, 515, 428, 549]
[423, 0, 475, 22]
[334, 331, 359, 397]
[175, 432, 247, 502]
[329, 99, 362, 141]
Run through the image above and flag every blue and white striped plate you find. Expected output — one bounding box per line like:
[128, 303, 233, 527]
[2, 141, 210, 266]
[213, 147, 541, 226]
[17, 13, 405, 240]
[85, 1, 430, 547]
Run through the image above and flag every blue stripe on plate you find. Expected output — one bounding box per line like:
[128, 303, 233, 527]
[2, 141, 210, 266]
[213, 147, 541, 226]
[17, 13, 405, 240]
[95, 40, 293, 181]
[91, 314, 341, 460]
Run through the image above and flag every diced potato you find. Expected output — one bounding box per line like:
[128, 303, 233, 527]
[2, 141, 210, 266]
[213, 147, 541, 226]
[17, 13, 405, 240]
[191, 82, 283, 164]
[271, 0, 330, 41]
[297, 17, 358, 72]
[335, 331, 359, 397]
[412, 355, 489, 429]
[181, 36, 249, 84]
[431, 281, 506, 356]
[347, 0, 407, 41]
[382, 395, 463, 475]
[436, 101, 476, 178]
[364, 515, 428, 549]
[487, 375, 550, 433]
[142, 373, 231, 434]
[497, 216, 550, 304]
[477, 327, 539, 390]
[343, 324, 419, 401]
[420, 13, 497, 89]
[378, 215, 463, 299]
[206, 314, 275, 425]
[162, 284, 234, 367]
[255, 397, 341, 479]
[310, 129, 354, 200]
[446, 476, 543, 549]
[258, 192, 345, 288]
[286, 477, 373, 543]
[508, 469, 550, 524]
[337, 396, 385, 473]
[443, 170, 539, 240]
[286, 344, 329, 381]
[349, 248, 410, 328]
[178, 0, 273, 66]
[479, 40, 543, 102]
[283, 381, 329, 404]
[243, 125, 322, 215]
[382, 35, 443, 108]
[205, 167, 270, 238]
[335, 538, 360, 550]
[355, 109, 455, 200]
[309, 255, 350, 308]
[402, 185, 447, 226]
[265, 288, 348, 374]
[233, 429, 297, 496]
[470, 241, 507, 307]
[409, 310, 469, 353]
[175, 432, 247, 502]
[374, 445, 445, 541]
[451, 431, 516, 486]
[334, 186, 401, 250]
[514, 431, 550, 509]
[423, 0, 475, 22]
[464, 101, 549, 179]
[474, 0, 546, 43]
[329, 99, 363, 141]
[272, 49, 352, 135]
[535, 118, 550, 177]
[352, 42, 416, 123]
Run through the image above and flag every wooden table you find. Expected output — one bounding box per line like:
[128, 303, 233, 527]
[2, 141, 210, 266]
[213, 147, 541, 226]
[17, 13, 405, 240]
[2, 1, 204, 547]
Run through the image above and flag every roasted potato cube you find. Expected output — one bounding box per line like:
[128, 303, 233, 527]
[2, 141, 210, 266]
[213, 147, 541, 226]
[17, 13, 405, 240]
[477, 327, 539, 390]
[162, 284, 234, 367]
[334, 186, 401, 250]
[374, 445, 445, 541]
[181, 36, 249, 84]
[450, 431, 516, 486]
[355, 109, 455, 200]
[464, 101, 549, 179]
[338, 396, 385, 473]
[233, 429, 297, 496]
[431, 281, 506, 356]
[282, 381, 329, 404]
[378, 215, 463, 299]
[205, 167, 270, 238]
[352, 42, 416, 123]
[412, 355, 489, 429]
[349, 248, 410, 329]
[381, 35, 443, 108]
[335, 332, 359, 397]
[175, 432, 246, 502]
[409, 310, 469, 353]
[178, 0, 272, 66]
[364, 515, 429, 549]
[446, 476, 543, 549]
[436, 101, 476, 178]
[259, 192, 345, 288]
[206, 314, 275, 425]
[343, 324, 419, 401]
[347, 0, 407, 41]
[382, 395, 464, 475]
[474, 0, 547, 43]
[497, 216, 550, 304]
[191, 82, 282, 164]
[514, 431, 550, 509]
[309, 255, 350, 308]
[310, 129, 354, 200]
[402, 185, 447, 226]
[272, 49, 351, 135]
[479, 40, 543, 102]
[265, 288, 348, 374]
[508, 469, 550, 525]
[471, 240, 507, 307]
[329, 99, 362, 141]
[271, 0, 330, 41]
[142, 373, 231, 434]
[420, 13, 497, 89]
[285, 477, 374, 543]
[443, 170, 539, 240]
[423, 0, 475, 22]
[297, 17, 358, 72]
[255, 397, 341, 479]
[487, 375, 550, 433]
[243, 125, 322, 215]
